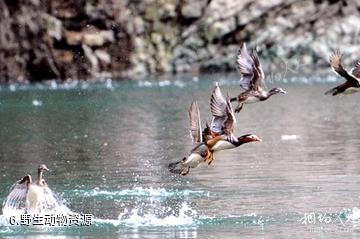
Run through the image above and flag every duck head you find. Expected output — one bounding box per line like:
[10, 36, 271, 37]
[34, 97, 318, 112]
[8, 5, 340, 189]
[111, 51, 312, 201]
[38, 164, 49, 172]
[269, 87, 286, 95]
[37, 164, 49, 183]
[237, 134, 262, 144]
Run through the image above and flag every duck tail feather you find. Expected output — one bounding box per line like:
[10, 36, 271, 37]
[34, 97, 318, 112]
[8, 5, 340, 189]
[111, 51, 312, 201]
[230, 96, 237, 102]
[325, 87, 338, 96]
[168, 158, 189, 175]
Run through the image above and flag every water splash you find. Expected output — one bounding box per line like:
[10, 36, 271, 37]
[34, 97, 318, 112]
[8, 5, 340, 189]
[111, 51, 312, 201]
[1, 182, 73, 227]
[118, 202, 196, 227]
[73, 187, 210, 199]
[347, 207, 360, 221]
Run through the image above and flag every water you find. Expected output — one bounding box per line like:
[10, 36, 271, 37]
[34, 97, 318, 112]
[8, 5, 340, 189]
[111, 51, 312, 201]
[1, 74, 360, 238]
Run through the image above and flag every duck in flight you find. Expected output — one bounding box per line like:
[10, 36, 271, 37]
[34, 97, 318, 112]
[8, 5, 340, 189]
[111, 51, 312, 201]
[168, 83, 261, 175]
[230, 43, 286, 113]
[168, 101, 212, 175]
[205, 82, 262, 165]
[4, 164, 58, 212]
[325, 50, 360, 96]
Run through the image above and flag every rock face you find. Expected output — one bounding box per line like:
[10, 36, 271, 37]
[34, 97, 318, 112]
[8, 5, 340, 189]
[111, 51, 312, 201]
[0, 0, 359, 82]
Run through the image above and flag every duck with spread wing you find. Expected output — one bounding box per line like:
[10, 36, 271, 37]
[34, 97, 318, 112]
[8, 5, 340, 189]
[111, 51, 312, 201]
[230, 43, 286, 113]
[205, 82, 262, 165]
[325, 50, 360, 96]
[4, 164, 59, 213]
[168, 101, 212, 175]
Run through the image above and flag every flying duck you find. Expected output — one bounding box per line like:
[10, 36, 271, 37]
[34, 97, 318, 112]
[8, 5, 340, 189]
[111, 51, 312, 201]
[230, 43, 286, 113]
[4, 164, 58, 212]
[205, 82, 262, 165]
[168, 101, 212, 175]
[325, 50, 360, 95]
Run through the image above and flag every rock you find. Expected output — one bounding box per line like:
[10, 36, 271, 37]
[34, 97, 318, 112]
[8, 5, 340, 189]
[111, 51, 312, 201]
[150, 32, 162, 45]
[173, 46, 197, 60]
[42, 13, 62, 41]
[64, 31, 83, 46]
[95, 49, 111, 65]
[53, 49, 73, 63]
[65, 29, 115, 47]
[205, 17, 236, 41]
[181, 0, 207, 19]
[184, 35, 204, 49]
[2, 0, 360, 82]
[83, 30, 114, 47]
[82, 44, 99, 73]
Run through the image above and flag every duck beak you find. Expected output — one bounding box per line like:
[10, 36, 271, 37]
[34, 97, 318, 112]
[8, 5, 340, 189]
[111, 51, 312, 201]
[280, 89, 287, 94]
[44, 166, 50, 171]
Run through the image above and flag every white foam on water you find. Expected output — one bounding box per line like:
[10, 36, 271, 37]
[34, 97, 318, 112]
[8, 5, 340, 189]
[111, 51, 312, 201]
[173, 80, 186, 88]
[137, 81, 152, 88]
[105, 78, 114, 90]
[158, 80, 171, 87]
[118, 202, 196, 227]
[281, 134, 299, 140]
[9, 84, 16, 92]
[137, 80, 187, 88]
[347, 207, 360, 221]
[32, 99, 43, 107]
[1, 183, 73, 228]
[76, 186, 209, 198]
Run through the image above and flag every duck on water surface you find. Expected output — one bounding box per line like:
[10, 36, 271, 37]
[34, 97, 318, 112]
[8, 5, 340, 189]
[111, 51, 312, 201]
[4, 164, 59, 213]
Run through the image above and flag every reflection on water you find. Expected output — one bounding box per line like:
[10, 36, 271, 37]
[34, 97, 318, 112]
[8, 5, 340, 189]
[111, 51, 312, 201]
[1, 74, 360, 238]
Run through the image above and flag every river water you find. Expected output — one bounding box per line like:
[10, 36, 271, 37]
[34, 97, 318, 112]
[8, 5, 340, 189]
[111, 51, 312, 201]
[1, 74, 360, 238]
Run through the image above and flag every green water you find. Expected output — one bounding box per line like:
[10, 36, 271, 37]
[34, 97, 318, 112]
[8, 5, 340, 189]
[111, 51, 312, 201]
[1, 74, 360, 238]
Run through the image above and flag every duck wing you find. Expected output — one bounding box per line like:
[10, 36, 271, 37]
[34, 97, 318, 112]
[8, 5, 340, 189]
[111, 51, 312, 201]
[4, 175, 31, 210]
[329, 50, 359, 84]
[350, 61, 360, 80]
[42, 185, 61, 210]
[188, 101, 202, 143]
[250, 49, 265, 91]
[210, 83, 236, 136]
[237, 43, 264, 91]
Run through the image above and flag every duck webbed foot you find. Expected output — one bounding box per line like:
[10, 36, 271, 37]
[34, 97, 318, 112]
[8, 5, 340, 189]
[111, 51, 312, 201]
[180, 167, 190, 176]
[207, 153, 215, 165]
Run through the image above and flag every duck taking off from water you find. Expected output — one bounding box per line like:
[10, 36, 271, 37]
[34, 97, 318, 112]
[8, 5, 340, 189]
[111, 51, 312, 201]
[4, 164, 58, 212]
[230, 43, 286, 113]
[205, 82, 262, 164]
[325, 50, 360, 96]
[168, 101, 212, 175]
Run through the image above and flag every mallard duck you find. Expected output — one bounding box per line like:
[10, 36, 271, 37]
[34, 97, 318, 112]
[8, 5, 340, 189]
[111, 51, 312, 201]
[325, 50, 360, 95]
[230, 43, 286, 113]
[168, 101, 212, 175]
[4, 164, 57, 212]
[205, 82, 262, 164]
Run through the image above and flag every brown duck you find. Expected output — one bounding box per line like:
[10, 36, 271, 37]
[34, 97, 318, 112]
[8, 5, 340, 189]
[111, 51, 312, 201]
[205, 82, 262, 165]
[325, 50, 360, 96]
[168, 101, 212, 175]
[230, 43, 286, 113]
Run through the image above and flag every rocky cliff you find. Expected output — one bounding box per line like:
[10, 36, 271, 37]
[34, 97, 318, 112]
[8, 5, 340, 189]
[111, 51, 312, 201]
[0, 0, 359, 83]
